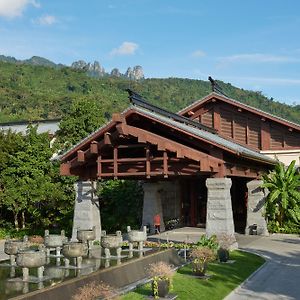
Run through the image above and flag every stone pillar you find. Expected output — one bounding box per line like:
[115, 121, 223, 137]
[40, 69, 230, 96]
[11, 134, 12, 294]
[246, 180, 269, 236]
[72, 181, 101, 241]
[206, 178, 236, 241]
[142, 182, 165, 233]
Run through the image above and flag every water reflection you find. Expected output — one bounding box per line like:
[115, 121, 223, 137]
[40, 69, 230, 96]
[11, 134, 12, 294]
[0, 246, 156, 300]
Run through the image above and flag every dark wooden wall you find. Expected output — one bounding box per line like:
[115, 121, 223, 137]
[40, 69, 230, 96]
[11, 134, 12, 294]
[188, 101, 300, 151]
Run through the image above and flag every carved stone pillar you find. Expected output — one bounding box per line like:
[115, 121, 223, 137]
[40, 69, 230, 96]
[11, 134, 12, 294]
[206, 178, 237, 247]
[72, 181, 101, 241]
[246, 180, 269, 236]
[142, 182, 165, 233]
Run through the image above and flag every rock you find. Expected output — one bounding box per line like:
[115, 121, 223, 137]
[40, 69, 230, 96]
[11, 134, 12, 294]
[132, 65, 144, 80]
[87, 61, 106, 77]
[110, 68, 121, 77]
[125, 66, 144, 80]
[71, 60, 89, 70]
[125, 67, 134, 80]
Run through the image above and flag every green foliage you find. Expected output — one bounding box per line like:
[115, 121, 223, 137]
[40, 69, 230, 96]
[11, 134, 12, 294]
[262, 160, 300, 228]
[97, 180, 143, 233]
[267, 220, 300, 234]
[196, 235, 219, 251]
[56, 99, 106, 147]
[0, 61, 299, 124]
[0, 126, 75, 231]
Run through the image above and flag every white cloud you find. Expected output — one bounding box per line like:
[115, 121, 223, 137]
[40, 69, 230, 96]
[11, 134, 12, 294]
[0, 0, 39, 18]
[191, 50, 206, 58]
[218, 53, 300, 67]
[110, 41, 139, 56]
[35, 14, 57, 25]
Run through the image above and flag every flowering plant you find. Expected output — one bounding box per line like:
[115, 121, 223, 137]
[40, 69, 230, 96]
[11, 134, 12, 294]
[146, 261, 174, 299]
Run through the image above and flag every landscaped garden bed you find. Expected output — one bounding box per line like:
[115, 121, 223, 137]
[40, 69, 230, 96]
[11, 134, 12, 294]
[121, 250, 265, 300]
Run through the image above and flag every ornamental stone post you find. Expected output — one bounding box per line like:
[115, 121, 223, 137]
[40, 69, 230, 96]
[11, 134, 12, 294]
[71, 180, 101, 241]
[142, 182, 165, 233]
[206, 178, 237, 248]
[246, 180, 269, 236]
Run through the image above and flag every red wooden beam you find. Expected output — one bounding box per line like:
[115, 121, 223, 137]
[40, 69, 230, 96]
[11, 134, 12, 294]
[77, 150, 85, 162]
[112, 113, 126, 123]
[163, 151, 168, 178]
[104, 132, 112, 145]
[118, 123, 223, 165]
[97, 155, 102, 179]
[90, 141, 98, 154]
[146, 147, 151, 179]
[113, 147, 118, 179]
[60, 163, 71, 176]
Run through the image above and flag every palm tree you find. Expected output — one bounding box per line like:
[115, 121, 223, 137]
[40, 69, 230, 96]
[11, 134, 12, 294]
[262, 160, 300, 227]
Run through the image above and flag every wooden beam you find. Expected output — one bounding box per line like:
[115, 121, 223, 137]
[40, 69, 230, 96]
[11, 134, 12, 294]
[90, 141, 98, 154]
[163, 151, 168, 178]
[200, 157, 210, 172]
[117, 123, 223, 165]
[77, 150, 85, 162]
[146, 147, 151, 178]
[112, 113, 126, 123]
[60, 163, 71, 176]
[97, 155, 102, 179]
[113, 146, 118, 179]
[104, 132, 112, 145]
[117, 143, 147, 149]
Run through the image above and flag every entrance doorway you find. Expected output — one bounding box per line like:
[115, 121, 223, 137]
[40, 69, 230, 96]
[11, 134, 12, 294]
[180, 178, 207, 227]
[230, 178, 248, 233]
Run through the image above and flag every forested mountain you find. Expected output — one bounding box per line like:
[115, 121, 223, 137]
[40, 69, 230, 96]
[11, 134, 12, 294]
[0, 60, 299, 124]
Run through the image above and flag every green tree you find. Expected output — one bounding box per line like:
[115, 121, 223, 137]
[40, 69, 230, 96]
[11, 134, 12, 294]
[56, 99, 106, 147]
[262, 160, 300, 227]
[0, 126, 75, 231]
[97, 180, 143, 232]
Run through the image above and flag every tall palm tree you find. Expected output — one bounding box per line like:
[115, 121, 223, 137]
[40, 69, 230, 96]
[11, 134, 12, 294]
[262, 160, 300, 227]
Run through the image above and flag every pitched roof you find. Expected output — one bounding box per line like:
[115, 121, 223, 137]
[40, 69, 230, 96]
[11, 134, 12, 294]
[58, 93, 276, 166]
[178, 92, 300, 131]
[132, 105, 276, 165]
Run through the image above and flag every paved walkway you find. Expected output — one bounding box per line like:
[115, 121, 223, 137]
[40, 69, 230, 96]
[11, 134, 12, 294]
[226, 234, 300, 300]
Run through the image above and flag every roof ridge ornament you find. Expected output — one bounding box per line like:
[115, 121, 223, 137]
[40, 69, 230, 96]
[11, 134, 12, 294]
[125, 89, 217, 134]
[208, 76, 228, 97]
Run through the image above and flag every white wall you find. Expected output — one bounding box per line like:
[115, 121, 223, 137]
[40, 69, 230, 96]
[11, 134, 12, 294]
[261, 149, 300, 167]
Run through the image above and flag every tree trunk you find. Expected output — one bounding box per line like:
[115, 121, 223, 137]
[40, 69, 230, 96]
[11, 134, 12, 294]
[14, 213, 19, 231]
[21, 211, 26, 229]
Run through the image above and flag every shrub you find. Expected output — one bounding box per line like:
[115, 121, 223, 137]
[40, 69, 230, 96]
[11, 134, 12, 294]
[189, 247, 216, 275]
[71, 281, 117, 300]
[196, 235, 219, 251]
[146, 261, 174, 280]
[217, 233, 236, 250]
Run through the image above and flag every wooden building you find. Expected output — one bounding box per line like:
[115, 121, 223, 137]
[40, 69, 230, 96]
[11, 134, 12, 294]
[179, 92, 300, 167]
[58, 90, 299, 241]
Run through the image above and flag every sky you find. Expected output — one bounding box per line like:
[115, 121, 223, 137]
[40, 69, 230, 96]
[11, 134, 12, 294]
[0, 0, 300, 105]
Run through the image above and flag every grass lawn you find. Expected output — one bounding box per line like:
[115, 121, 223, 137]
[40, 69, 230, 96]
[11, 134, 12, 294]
[121, 250, 265, 300]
